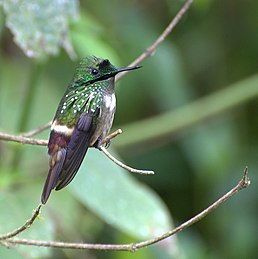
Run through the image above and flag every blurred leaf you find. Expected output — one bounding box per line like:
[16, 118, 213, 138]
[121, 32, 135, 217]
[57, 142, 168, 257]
[193, 0, 213, 12]
[0, 248, 22, 259]
[0, 186, 54, 258]
[69, 148, 178, 255]
[70, 12, 119, 64]
[144, 43, 191, 111]
[179, 122, 239, 181]
[0, 0, 78, 58]
[178, 231, 213, 259]
[116, 74, 258, 149]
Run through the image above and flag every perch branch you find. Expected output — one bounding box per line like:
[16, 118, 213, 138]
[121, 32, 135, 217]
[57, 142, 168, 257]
[0, 132, 48, 146]
[3, 168, 250, 251]
[0, 129, 122, 147]
[0, 205, 42, 240]
[0, 129, 154, 175]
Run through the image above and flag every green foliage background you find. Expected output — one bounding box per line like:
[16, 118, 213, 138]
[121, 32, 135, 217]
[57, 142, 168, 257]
[0, 0, 257, 258]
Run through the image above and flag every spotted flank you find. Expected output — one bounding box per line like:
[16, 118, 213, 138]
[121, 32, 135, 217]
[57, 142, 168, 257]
[57, 84, 106, 127]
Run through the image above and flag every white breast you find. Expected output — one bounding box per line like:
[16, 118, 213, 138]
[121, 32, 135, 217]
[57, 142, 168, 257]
[104, 94, 116, 111]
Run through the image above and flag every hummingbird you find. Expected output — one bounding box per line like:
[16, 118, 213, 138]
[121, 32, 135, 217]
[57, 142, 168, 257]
[41, 56, 141, 204]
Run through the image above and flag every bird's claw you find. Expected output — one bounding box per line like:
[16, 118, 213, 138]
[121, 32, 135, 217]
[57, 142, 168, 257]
[105, 140, 111, 148]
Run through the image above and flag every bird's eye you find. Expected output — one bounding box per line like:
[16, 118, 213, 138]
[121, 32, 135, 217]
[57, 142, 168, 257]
[91, 69, 99, 75]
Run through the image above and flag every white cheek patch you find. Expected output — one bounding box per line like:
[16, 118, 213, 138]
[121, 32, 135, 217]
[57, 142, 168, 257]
[51, 120, 74, 136]
[104, 94, 116, 111]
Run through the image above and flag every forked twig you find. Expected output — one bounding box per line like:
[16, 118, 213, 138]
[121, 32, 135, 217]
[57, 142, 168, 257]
[3, 168, 250, 251]
[0, 128, 154, 175]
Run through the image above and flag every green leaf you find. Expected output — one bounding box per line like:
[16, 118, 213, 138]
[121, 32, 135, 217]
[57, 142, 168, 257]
[69, 148, 178, 255]
[0, 0, 78, 58]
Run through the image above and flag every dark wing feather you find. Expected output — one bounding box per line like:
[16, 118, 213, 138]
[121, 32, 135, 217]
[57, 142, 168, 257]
[55, 112, 95, 190]
[41, 148, 66, 204]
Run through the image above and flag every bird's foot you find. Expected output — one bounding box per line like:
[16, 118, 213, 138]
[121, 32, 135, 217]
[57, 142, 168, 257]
[94, 138, 111, 150]
[94, 138, 103, 151]
[105, 140, 111, 148]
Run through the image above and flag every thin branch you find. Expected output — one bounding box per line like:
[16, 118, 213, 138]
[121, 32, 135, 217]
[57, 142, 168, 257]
[0, 129, 121, 147]
[4, 168, 250, 251]
[115, 0, 193, 81]
[100, 129, 154, 174]
[100, 146, 154, 175]
[101, 129, 123, 145]
[0, 205, 42, 240]
[0, 129, 154, 174]
[130, 167, 250, 251]
[21, 122, 52, 137]
[0, 132, 48, 146]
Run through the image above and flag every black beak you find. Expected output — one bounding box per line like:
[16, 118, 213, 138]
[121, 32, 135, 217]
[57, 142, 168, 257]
[115, 65, 142, 74]
[97, 65, 141, 81]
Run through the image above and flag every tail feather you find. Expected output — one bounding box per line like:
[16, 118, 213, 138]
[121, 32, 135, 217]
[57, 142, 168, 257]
[41, 148, 66, 204]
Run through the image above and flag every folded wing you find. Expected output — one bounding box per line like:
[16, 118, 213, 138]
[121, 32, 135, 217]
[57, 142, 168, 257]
[41, 112, 96, 204]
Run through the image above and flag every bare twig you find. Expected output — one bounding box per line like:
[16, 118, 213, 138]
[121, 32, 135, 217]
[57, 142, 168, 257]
[3, 168, 250, 251]
[100, 128, 154, 174]
[116, 0, 193, 81]
[21, 122, 52, 137]
[0, 205, 42, 240]
[0, 129, 122, 147]
[100, 146, 154, 175]
[0, 132, 48, 146]
[101, 129, 123, 145]
[129, 167, 250, 251]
